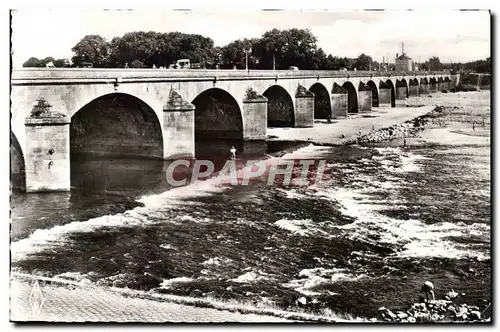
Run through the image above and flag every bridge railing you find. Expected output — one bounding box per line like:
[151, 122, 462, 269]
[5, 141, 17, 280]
[12, 68, 451, 81]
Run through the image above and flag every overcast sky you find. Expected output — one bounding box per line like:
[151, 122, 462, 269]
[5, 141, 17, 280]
[11, 9, 490, 68]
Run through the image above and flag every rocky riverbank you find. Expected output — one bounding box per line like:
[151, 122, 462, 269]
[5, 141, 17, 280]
[376, 290, 491, 323]
[346, 105, 464, 145]
[376, 285, 491, 323]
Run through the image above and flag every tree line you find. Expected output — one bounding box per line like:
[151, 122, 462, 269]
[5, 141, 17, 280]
[21, 28, 491, 73]
[419, 56, 491, 73]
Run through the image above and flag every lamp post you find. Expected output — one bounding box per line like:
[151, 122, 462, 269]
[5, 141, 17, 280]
[244, 49, 249, 72]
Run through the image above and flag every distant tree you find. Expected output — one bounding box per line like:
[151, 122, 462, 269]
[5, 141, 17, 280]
[353, 53, 373, 71]
[207, 46, 223, 68]
[130, 60, 145, 68]
[309, 48, 328, 70]
[71, 35, 110, 67]
[106, 32, 215, 68]
[252, 28, 319, 69]
[53, 58, 71, 67]
[428, 56, 442, 71]
[22, 57, 43, 67]
[220, 38, 258, 69]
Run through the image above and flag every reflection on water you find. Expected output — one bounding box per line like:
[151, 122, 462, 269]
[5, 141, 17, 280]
[11, 139, 287, 241]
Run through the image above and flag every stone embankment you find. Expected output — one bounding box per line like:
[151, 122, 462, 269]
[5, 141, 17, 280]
[346, 105, 459, 145]
[376, 288, 490, 323]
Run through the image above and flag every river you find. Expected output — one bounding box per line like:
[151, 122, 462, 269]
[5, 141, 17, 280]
[10, 92, 491, 319]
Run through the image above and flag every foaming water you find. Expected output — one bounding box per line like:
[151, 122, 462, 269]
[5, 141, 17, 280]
[10, 132, 490, 317]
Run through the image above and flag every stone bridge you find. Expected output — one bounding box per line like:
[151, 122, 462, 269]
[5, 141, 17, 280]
[10, 69, 455, 192]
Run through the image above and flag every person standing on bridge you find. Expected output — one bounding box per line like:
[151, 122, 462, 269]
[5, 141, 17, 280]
[230, 146, 237, 160]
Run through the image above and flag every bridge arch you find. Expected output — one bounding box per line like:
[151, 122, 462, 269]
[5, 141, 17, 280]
[429, 77, 438, 91]
[409, 78, 419, 97]
[263, 85, 295, 127]
[10, 131, 25, 191]
[382, 80, 396, 107]
[438, 77, 445, 90]
[342, 81, 358, 113]
[309, 82, 332, 119]
[420, 77, 429, 85]
[366, 80, 379, 107]
[401, 79, 409, 97]
[192, 87, 243, 158]
[70, 93, 163, 160]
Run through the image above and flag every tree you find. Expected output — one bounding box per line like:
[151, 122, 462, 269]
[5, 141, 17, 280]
[309, 48, 328, 70]
[353, 53, 373, 71]
[130, 60, 145, 68]
[106, 32, 215, 68]
[220, 38, 258, 69]
[22, 57, 43, 67]
[428, 56, 442, 71]
[53, 59, 71, 67]
[71, 35, 110, 67]
[252, 28, 320, 69]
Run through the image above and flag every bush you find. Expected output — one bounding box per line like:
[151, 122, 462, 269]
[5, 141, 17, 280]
[130, 60, 145, 68]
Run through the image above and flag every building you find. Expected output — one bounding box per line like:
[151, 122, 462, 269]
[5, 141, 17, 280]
[395, 43, 413, 72]
[395, 53, 413, 72]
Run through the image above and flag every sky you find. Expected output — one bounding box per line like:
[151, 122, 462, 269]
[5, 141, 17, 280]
[10, 9, 491, 68]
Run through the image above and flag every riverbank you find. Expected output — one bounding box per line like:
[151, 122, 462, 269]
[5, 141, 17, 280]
[10, 273, 364, 322]
[267, 105, 436, 146]
[352, 90, 490, 147]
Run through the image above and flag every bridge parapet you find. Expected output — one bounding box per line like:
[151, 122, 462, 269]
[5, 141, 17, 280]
[11, 68, 451, 83]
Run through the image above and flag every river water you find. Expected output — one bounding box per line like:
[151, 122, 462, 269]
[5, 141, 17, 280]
[10, 108, 491, 319]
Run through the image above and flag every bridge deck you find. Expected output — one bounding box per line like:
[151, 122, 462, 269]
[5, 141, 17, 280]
[12, 68, 451, 82]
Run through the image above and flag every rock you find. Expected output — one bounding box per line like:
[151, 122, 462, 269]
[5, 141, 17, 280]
[369, 317, 378, 322]
[378, 307, 397, 321]
[470, 311, 481, 321]
[297, 296, 307, 305]
[396, 311, 408, 320]
[407, 317, 416, 323]
[86, 271, 100, 280]
[414, 312, 430, 322]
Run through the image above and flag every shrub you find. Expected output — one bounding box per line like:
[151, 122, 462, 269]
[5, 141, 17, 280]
[130, 60, 145, 68]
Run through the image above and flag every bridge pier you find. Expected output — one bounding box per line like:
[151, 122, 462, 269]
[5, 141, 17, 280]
[420, 82, 429, 95]
[357, 83, 372, 112]
[294, 85, 314, 127]
[378, 82, 392, 108]
[409, 84, 419, 97]
[163, 90, 196, 159]
[430, 82, 438, 93]
[24, 99, 70, 192]
[331, 83, 348, 118]
[242, 89, 268, 140]
[395, 84, 406, 107]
